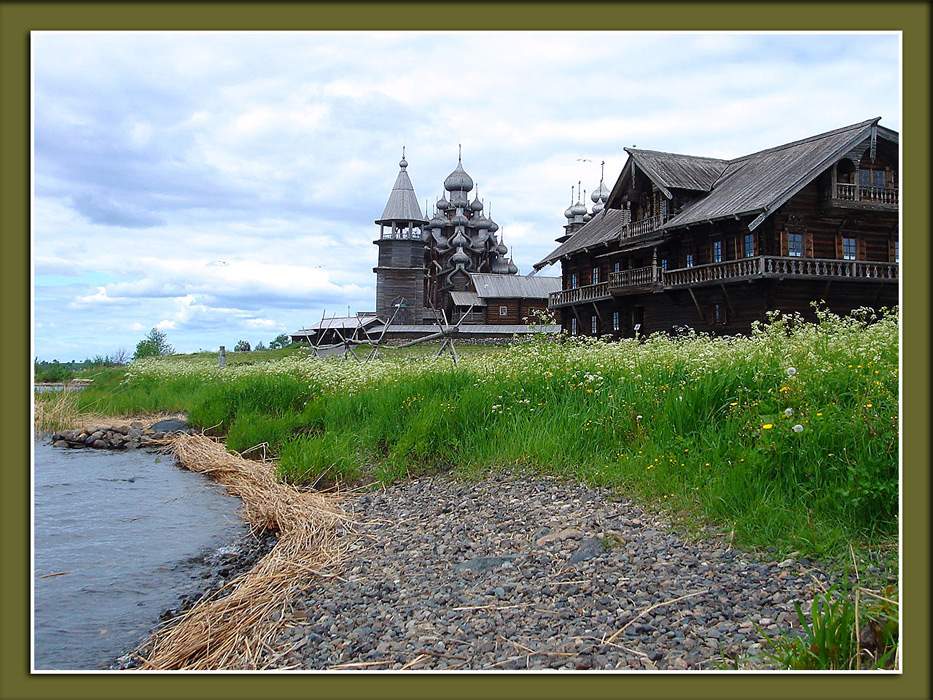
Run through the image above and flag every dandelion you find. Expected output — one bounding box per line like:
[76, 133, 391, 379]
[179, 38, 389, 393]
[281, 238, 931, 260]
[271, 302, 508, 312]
[866, 403, 873, 408]
[784, 408, 794, 417]
[792, 424, 804, 433]
[762, 424, 773, 430]
[636, 415, 643, 420]
[816, 412, 823, 417]
[730, 401, 738, 406]
[779, 386, 790, 393]
[786, 367, 797, 376]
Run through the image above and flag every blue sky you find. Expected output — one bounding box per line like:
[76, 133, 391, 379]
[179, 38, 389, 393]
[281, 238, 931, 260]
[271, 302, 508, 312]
[32, 31, 901, 361]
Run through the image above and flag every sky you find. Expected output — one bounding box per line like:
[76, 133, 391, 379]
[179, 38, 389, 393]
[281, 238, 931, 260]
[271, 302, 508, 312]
[31, 31, 901, 362]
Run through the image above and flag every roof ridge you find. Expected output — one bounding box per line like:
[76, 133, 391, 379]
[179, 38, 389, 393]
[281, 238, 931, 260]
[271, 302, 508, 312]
[726, 117, 880, 164]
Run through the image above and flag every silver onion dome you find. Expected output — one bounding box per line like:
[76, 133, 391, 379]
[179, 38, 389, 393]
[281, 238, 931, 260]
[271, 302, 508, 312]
[444, 157, 474, 193]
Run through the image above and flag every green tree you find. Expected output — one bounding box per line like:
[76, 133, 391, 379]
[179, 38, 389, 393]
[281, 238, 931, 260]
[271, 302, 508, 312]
[133, 328, 174, 360]
[234, 340, 251, 352]
[254, 341, 267, 351]
[270, 333, 291, 350]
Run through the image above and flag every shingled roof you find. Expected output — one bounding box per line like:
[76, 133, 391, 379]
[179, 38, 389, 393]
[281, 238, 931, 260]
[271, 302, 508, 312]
[469, 273, 562, 298]
[662, 118, 896, 231]
[376, 156, 426, 225]
[533, 208, 627, 270]
[537, 118, 897, 270]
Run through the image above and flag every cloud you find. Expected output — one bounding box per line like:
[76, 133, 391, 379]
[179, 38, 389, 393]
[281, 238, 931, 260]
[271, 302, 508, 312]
[31, 30, 901, 359]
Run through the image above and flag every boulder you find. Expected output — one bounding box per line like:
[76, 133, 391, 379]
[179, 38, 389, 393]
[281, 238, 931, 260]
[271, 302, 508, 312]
[150, 418, 189, 434]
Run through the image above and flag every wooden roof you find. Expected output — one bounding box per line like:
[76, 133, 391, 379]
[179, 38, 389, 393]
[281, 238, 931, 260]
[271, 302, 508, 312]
[537, 118, 898, 270]
[533, 208, 627, 270]
[468, 273, 562, 299]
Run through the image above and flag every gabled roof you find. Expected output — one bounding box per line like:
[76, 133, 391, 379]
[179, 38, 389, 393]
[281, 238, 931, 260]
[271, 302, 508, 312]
[619, 150, 728, 198]
[376, 160, 426, 225]
[538, 118, 898, 270]
[469, 273, 562, 299]
[533, 208, 627, 270]
[663, 117, 895, 231]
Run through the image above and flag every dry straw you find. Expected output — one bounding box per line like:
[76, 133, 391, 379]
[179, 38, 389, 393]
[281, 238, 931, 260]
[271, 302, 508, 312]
[135, 433, 352, 670]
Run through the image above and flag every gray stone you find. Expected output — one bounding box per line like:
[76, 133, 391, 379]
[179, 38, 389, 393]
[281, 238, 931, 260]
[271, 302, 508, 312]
[150, 418, 188, 433]
[454, 556, 515, 573]
[568, 537, 605, 565]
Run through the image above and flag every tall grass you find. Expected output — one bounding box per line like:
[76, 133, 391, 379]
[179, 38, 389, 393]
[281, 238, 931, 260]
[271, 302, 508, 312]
[42, 305, 899, 560]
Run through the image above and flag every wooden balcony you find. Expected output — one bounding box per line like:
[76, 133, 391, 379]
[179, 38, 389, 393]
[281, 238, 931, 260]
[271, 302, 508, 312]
[548, 281, 611, 308]
[827, 183, 898, 211]
[548, 257, 899, 307]
[617, 214, 665, 241]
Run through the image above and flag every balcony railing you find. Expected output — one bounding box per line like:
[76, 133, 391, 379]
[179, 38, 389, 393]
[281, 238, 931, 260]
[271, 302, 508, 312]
[608, 266, 662, 288]
[658, 256, 899, 289]
[548, 281, 610, 307]
[617, 214, 665, 241]
[833, 183, 898, 205]
[550, 256, 898, 308]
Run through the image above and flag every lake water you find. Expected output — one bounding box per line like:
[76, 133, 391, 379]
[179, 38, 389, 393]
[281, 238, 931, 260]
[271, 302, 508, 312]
[33, 440, 248, 670]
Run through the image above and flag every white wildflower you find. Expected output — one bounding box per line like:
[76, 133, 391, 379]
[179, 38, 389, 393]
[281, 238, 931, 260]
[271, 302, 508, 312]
[786, 367, 797, 376]
[792, 424, 804, 433]
[784, 408, 794, 417]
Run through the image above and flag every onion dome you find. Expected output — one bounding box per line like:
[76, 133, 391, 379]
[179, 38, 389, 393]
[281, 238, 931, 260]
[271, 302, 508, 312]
[451, 229, 469, 248]
[472, 214, 490, 231]
[590, 161, 610, 214]
[507, 254, 519, 275]
[437, 195, 450, 211]
[429, 211, 447, 229]
[583, 211, 593, 222]
[486, 216, 499, 234]
[494, 235, 509, 256]
[444, 148, 474, 193]
[571, 198, 587, 217]
[451, 210, 468, 228]
[451, 246, 470, 265]
[471, 194, 484, 212]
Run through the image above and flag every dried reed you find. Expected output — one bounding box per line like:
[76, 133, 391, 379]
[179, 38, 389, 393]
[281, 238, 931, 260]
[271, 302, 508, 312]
[135, 433, 352, 670]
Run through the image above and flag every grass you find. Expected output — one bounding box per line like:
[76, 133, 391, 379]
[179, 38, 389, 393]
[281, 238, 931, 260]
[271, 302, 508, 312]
[34, 305, 901, 670]
[35, 304, 899, 567]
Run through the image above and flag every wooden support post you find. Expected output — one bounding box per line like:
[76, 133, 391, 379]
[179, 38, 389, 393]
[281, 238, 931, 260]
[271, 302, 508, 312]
[687, 287, 704, 321]
[719, 284, 736, 318]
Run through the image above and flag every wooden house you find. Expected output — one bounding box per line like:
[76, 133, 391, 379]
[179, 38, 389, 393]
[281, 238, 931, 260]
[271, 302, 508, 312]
[449, 273, 561, 325]
[534, 118, 899, 338]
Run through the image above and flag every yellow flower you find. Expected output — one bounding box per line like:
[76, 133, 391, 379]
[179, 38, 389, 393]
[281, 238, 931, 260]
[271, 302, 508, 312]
[730, 401, 738, 406]
[866, 403, 873, 408]
[779, 386, 790, 393]
[816, 412, 823, 416]
[762, 424, 773, 430]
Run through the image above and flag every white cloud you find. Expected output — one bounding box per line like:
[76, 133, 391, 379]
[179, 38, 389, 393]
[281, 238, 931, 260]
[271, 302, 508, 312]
[31, 30, 902, 359]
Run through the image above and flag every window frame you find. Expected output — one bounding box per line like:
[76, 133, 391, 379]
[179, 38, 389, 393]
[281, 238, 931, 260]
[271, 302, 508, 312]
[787, 233, 804, 258]
[712, 239, 723, 263]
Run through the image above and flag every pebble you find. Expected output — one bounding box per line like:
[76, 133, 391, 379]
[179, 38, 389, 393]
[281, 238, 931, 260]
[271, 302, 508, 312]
[261, 469, 857, 671]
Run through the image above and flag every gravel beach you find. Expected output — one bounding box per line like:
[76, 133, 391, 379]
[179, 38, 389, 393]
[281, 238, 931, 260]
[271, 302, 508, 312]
[262, 469, 853, 671]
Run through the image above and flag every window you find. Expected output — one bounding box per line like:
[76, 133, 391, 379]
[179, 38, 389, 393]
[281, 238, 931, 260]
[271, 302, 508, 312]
[570, 273, 578, 289]
[788, 233, 804, 257]
[859, 168, 887, 188]
[570, 317, 577, 335]
[592, 266, 599, 284]
[713, 303, 724, 324]
[686, 253, 694, 268]
[842, 237, 857, 261]
[612, 311, 620, 332]
[660, 258, 668, 271]
[744, 233, 755, 258]
[712, 240, 723, 263]
[591, 316, 598, 334]
[614, 261, 621, 274]
[499, 305, 508, 316]
[893, 241, 899, 263]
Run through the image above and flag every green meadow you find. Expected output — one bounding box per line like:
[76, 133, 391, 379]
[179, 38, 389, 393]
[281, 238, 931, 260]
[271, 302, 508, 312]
[38, 305, 899, 566]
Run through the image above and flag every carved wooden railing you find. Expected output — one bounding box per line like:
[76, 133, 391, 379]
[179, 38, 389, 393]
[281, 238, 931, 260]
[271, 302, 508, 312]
[662, 256, 899, 287]
[608, 266, 662, 288]
[833, 183, 898, 205]
[617, 214, 665, 241]
[552, 256, 898, 307]
[548, 281, 611, 307]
